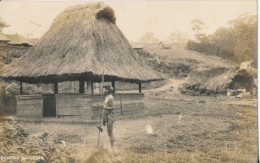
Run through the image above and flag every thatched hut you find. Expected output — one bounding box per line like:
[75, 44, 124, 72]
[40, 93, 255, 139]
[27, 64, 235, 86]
[1, 3, 162, 119]
[187, 67, 255, 94]
[130, 42, 144, 51]
[159, 41, 171, 49]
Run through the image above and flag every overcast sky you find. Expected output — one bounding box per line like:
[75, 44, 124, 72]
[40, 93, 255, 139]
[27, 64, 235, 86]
[0, 0, 257, 42]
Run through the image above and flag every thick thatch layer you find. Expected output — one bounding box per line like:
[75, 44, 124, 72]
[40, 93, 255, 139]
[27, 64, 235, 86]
[187, 67, 254, 93]
[2, 3, 162, 83]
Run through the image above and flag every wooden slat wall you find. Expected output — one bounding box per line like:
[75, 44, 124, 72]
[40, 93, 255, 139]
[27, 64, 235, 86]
[55, 94, 92, 118]
[91, 93, 144, 119]
[16, 95, 43, 118]
[16, 93, 145, 119]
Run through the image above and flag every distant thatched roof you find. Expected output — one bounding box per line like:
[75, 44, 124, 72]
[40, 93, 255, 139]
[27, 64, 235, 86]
[2, 3, 163, 83]
[130, 42, 144, 49]
[188, 66, 254, 92]
[0, 33, 10, 42]
[6, 34, 37, 46]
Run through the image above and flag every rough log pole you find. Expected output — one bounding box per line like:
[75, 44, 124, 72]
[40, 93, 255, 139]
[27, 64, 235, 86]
[87, 79, 92, 94]
[79, 80, 85, 93]
[139, 83, 142, 93]
[112, 80, 115, 93]
[19, 81, 23, 95]
[91, 80, 94, 94]
[120, 94, 123, 115]
[54, 82, 58, 94]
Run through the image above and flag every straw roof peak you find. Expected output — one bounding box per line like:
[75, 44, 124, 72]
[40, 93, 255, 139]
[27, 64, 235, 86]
[53, 2, 115, 25]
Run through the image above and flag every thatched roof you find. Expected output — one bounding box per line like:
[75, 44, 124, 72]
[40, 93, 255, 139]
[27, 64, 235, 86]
[188, 67, 254, 92]
[2, 3, 163, 83]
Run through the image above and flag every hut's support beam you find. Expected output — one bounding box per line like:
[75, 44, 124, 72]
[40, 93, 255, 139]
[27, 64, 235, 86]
[79, 80, 85, 93]
[139, 83, 142, 93]
[19, 81, 23, 95]
[86, 79, 92, 94]
[91, 81, 94, 94]
[112, 80, 115, 93]
[54, 82, 58, 94]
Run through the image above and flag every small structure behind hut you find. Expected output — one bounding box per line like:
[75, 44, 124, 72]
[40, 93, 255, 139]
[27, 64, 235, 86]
[130, 42, 144, 51]
[159, 41, 171, 49]
[186, 66, 255, 95]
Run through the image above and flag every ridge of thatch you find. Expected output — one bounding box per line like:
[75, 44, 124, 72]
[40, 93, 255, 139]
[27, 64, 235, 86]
[2, 2, 163, 83]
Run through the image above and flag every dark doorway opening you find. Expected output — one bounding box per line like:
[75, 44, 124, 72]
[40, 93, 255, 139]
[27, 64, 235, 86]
[230, 70, 254, 93]
[43, 94, 56, 117]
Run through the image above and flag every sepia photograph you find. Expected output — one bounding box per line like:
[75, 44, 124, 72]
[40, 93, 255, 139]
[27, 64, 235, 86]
[0, 0, 258, 162]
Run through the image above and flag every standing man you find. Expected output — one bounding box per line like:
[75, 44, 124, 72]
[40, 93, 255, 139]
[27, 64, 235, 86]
[103, 85, 115, 148]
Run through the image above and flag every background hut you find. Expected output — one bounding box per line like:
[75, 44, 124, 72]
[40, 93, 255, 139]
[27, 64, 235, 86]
[130, 42, 144, 51]
[186, 66, 255, 95]
[159, 41, 172, 49]
[1, 3, 163, 119]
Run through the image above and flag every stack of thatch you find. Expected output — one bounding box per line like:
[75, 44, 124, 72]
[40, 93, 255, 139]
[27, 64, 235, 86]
[1, 2, 162, 83]
[188, 67, 238, 92]
[186, 66, 255, 94]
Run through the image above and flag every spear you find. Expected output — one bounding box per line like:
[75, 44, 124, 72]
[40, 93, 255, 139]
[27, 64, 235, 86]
[97, 70, 104, 147]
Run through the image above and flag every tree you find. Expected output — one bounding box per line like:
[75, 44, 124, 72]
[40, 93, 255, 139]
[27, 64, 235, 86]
[228, 14, 257, 63]
[191, 19, 207, 42]
[138, 32, 159, 45]
[186, 14, 257, 66]
[0, 18, 9, 33]
[168, 30, 188, 49]
[212, 27, 235, 59]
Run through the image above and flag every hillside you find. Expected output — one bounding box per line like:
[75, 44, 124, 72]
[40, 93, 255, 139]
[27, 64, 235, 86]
[136, 44, 252, 95]
[141, 44, 237, 77]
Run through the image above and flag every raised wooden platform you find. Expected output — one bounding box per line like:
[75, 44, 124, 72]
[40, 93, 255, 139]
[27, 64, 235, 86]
[16, 93, 144, 119]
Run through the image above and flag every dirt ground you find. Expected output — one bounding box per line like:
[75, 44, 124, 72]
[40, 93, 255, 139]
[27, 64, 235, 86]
[0, 79, 258, 162]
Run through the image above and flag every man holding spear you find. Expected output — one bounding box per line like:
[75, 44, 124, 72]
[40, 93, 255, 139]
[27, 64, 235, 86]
[97, 71, 115, 148]
[102, 85, 115, 148]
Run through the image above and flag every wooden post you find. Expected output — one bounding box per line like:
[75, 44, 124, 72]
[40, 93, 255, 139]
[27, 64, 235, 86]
[120, 94, 123, 115]
[86, 79, 92, 94]
[54, 82, 58, 94]
[112, 80, 115, 93]
[91, 81, 94, 94]
[139, 83, 142, 93]
[79, 80, 85, 93]
[19, 81, 23, 95]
